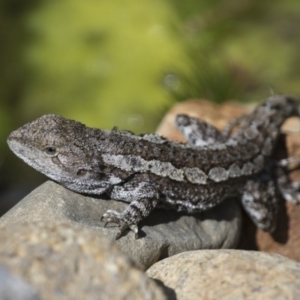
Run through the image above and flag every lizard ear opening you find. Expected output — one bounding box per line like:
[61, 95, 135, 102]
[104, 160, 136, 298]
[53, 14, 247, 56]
[77, 169, 88, 177]
[45, 146, 57, 157]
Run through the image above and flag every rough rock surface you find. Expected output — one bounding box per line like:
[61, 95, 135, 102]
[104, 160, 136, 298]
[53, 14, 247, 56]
[147, 249, 300, 300]
[0, 221, 166, 300]
[157, 99, 300, 262]
[0, 181, 241, 270]
[0, 265, 40, 300]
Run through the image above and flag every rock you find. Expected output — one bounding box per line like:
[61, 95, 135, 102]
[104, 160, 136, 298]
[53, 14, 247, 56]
[0, 181, 241, 270]
[157, 98, 300, 262]
[0, 221, 166, 300]
[0, 265, 40, 300]
[147, 249, 300, 300]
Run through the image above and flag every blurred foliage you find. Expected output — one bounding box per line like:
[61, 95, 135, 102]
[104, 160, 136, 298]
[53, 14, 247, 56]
[21, 0, 188, 132]
[168, 0, 300, 102]
[1, 0, 300, 185]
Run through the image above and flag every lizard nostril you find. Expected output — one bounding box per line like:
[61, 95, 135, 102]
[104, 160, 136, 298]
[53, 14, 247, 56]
[7, 130, 22, 142]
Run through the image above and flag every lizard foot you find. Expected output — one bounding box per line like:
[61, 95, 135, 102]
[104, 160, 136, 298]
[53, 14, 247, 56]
[101, 210, 139, 240]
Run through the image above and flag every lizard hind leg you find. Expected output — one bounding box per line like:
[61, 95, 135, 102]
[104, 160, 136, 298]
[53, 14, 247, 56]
[241, 172, 279, 232]
[101, 181, 158, 239]
[175, 114, 227, 146]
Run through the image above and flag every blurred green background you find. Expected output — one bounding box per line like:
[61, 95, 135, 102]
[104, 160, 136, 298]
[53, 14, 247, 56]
[1, 0, 300, 214]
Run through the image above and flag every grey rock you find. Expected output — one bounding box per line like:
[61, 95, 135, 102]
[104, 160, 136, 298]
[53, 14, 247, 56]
[0, 265, 40, 300]
[147, 249, 300, 300]
[0, 221, 166, 300]
[0, 181, 241, 269]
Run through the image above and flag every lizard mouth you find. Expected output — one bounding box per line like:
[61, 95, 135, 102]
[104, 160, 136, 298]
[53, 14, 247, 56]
[7, 138, 60, 181]
[63, 179, 110, 195]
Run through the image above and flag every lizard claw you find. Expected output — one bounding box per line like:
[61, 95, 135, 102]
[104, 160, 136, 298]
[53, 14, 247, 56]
[100, 215, 109, 228]
[129, 224, 139, 239]
[101, 210, 140, 240]
[114, 224, 139, 240]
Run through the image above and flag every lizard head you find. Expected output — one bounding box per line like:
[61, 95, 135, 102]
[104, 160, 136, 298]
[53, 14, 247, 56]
[7, 114, 122, 194]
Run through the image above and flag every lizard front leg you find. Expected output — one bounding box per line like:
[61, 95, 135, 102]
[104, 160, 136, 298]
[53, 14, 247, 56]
[101, 179, 159, 239]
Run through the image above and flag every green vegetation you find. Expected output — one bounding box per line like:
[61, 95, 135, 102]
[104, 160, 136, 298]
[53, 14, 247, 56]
[1, 0, 300, 183]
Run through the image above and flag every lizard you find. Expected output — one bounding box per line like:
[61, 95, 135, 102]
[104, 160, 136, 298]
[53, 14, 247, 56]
[7, 95, 300, 239]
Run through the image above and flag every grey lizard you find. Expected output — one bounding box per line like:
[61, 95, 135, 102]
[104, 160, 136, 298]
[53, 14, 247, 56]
[7, 95, 300, 239]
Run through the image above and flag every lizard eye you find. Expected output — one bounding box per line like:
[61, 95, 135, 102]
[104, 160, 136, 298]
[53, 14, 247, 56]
[45, 147, 57, 156]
